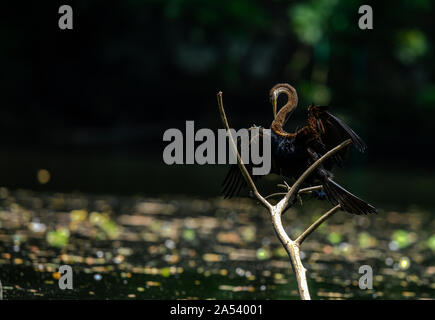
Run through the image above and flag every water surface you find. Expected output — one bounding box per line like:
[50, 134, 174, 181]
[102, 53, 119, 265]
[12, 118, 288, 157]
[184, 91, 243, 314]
[0, 188, 433, 299]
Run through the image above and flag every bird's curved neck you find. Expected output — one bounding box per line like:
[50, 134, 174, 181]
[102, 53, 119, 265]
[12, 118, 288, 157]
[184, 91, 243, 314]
[271, 87, 298, 138]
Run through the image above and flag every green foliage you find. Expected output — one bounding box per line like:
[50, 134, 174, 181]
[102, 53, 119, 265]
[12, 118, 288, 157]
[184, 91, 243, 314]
[395, 29, 428, 64]
[289, 0, 338, 45]
[162, 0, 270, 29]
[417, 85, 435, 107]
[299, 81, 332, 105]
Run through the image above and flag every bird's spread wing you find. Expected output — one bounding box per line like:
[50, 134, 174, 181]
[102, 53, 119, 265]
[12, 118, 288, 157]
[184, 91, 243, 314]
[323, 111, 367, 152]
[221, 127, 269, 198]
[309, 106, 367, 167]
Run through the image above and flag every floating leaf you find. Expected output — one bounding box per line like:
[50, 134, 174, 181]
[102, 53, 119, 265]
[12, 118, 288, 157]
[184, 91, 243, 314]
[256, 248, 270, 260]
[358, 232, 375, 248]
[70, 210, 87, 222]
[328, 232, 341, 245]
[46, 228, 69, 248]
[161, 267, 170, 278]
[392, 230, 412, 249]
[427, 235, 435, 251]
[183, 229, 196, 241]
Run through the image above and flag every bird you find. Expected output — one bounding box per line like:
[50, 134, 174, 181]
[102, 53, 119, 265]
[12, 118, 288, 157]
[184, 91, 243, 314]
[221, 83, 377, 215]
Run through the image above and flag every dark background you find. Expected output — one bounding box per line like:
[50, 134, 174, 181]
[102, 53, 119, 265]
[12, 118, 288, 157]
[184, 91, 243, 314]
[0, 0, 434, 208]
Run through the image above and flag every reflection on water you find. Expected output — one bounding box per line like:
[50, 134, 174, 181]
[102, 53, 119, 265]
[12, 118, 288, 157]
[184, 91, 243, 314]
[0, 187, 433, 299]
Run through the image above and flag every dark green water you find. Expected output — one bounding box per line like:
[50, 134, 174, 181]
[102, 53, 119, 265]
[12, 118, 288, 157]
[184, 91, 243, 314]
[0, 188, 433, 300]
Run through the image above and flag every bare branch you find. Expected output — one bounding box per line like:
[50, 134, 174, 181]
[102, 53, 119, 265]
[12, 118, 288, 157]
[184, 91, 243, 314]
[264, 192, 287, 200]
[298, 185, 323, 194]
[217, 92, 272, 211]
[277, 181, 291, 190]
[295, 204, 341, 246]
[267, 185, 322, 200]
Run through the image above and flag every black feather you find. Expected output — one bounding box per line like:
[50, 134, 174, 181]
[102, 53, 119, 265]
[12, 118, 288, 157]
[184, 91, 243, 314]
[323, 178, 377, 215]
[325, 112, 367, 153]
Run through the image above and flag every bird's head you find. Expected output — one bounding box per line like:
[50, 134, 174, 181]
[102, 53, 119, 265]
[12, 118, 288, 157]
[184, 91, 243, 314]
[269, 83, 298, 118]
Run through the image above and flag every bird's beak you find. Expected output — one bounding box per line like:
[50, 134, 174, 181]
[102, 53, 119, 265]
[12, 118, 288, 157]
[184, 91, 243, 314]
[272, 91, 278, 118]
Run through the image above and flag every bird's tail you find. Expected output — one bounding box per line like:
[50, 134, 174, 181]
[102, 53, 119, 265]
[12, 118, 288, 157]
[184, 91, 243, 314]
[322, 177, 377, 215]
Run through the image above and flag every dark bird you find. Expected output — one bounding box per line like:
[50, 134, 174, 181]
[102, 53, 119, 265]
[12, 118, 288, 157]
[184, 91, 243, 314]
[222, 83, 377, 215]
